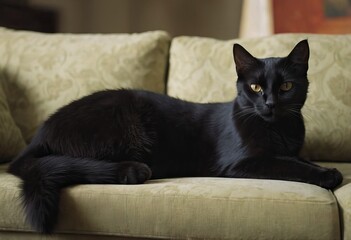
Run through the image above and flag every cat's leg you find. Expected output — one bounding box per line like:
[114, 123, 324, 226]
[295, 156, 321, 167]
[224, 156, 343, 189]
[113, 161, 152, 184]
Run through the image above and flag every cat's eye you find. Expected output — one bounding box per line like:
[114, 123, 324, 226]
[250, 84, 262, 93]
[280, 82, 293, 91]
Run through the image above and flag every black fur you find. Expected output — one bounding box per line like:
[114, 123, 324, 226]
[8, 40, 343, 234]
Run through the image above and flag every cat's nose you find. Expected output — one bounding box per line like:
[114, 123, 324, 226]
[265, 102, 275, 109]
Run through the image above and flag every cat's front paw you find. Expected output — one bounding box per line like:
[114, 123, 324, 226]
[319, 168, 343, 189]
[116, 161, 152, 184]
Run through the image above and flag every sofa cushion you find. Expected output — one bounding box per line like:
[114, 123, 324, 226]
[0, 84, 25, 162]
[0, 27, 170, 142]
[0, 164, 340, 240]
[167, 34, 351, 162]
[334, 183, 351, 240]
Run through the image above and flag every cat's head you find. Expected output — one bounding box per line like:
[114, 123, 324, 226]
[233, 40, 309, 123]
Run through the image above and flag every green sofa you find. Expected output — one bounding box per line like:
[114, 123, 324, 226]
[0, 27, 350, 240]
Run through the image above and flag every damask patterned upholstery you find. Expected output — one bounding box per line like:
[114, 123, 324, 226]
[168, 34, 351, 162]
[0, 27, 170, 142]
[0, 85, 25, 162]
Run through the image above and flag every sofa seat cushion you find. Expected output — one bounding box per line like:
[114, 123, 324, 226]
[318, 162, 351, 239]
[335, 183, 351, 240]
[0, 28, 170, 142]
[0, 164, 340, 240]
[167, 34, 351, 163]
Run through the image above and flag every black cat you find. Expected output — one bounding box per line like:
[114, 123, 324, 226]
[8, 40, 343, 234]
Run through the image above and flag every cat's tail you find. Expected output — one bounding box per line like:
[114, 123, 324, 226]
[7, 144, 151, 234]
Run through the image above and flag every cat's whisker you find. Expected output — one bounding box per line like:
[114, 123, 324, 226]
[234, 106, 256, 112]
[286, 109, 302, 117]
[291, 109, 314, 122]
[300, 106, 322, 119]
[233, 108, 256, 120]
[235, 113, 255, 123]
[302, 114, 313, 122]
[241, 112, 259, 127]
[234, 109, 254, 116]
[237, 111, 257, 121]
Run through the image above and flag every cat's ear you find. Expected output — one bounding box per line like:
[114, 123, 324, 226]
[287, 40, 309, 64]
[233, 43, 258, 74]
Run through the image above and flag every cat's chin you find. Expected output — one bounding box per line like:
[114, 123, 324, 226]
[259, 113, 278, 123]
[261, 117, 276, 123]
[256, 107, 284, 123]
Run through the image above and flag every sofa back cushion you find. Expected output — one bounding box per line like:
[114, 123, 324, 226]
[0, 28, 170, 142]
[0, 83, 26, 162]
[168, 34, 351, 162]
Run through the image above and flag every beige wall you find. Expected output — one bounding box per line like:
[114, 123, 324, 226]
[29, 0, 242, 39]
